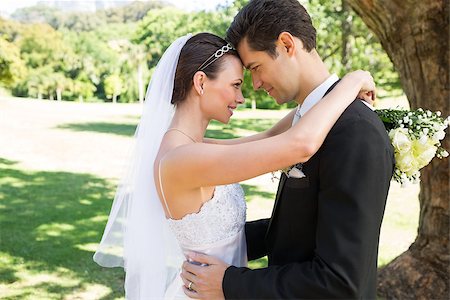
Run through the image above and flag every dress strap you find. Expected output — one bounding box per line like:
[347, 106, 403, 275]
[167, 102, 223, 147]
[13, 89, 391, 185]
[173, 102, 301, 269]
[158, 160, 173, 219]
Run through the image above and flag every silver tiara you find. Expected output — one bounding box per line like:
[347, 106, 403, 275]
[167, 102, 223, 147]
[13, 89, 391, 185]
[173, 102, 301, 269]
[197, 43, 235, 71]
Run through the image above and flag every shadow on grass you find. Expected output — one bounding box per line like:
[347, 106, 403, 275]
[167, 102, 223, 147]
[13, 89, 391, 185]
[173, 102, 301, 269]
[241, 184, 275, 203]
[205, 128, 240, 139]
[58, 122, 137, 137]
[228, 118, 279, 133]
[205, 118, 278, 140]
[57, 117, 278, 140]
[0, 267, 19, 284]
[0, 157, 124, 298]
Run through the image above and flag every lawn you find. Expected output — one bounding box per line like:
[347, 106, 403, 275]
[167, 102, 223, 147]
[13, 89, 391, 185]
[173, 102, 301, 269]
[0, 96, 419, 299]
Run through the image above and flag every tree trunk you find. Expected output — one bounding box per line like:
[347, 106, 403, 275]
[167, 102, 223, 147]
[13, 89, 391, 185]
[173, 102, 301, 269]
[252, 99, 256, 110]
[138, 63, 144, 104]
[56, 88, 62, 101]
[347, 0, 449, 298]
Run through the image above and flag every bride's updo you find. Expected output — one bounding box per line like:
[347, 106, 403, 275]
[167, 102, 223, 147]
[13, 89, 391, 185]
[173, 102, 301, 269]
[171, 33, 239, 105]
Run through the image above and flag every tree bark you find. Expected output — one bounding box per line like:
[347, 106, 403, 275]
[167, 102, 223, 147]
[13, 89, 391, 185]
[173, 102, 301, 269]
[56, 88, 62, 101]
[346, 0, 449, 298]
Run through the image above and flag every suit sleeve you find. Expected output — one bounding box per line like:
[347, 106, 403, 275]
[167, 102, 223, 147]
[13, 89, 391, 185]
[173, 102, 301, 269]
[223, 116, 394, 299]
[245, 218, 270, 261]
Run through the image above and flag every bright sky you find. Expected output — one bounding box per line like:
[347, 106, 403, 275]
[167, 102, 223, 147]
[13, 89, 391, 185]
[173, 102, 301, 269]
[2, 0, 231, 15]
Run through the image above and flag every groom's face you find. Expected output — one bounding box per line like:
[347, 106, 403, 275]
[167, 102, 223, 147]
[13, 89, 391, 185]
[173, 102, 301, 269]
[237, 38, 298, 105]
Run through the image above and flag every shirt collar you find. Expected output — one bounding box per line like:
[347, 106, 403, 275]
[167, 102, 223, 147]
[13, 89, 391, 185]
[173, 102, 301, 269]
[297, 74, 339, 117]
[361, 100, 375, 111]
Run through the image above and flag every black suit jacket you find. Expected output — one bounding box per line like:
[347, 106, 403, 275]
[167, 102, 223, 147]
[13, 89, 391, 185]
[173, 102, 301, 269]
[223, 86, 395, 299]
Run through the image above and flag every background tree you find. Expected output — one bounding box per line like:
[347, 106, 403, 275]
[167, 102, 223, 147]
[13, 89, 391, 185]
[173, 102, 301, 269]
[104, 74, 124, 103]
[11, 4, 61, 27]
[108, 38, 148, 103]
[306, 0, 401, 95]
[347, 0, 449, 298]
[1, 0, 403, 105]
[0, 38, 26, 87]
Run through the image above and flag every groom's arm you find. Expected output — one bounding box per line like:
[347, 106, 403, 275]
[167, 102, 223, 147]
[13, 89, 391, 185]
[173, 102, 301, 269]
[223, 113, 394, 299]
[245, 219, 270, 260]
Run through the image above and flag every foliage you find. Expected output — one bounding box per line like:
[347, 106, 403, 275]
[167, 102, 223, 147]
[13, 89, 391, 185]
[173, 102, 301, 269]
[1, 0, 402, 105]
[104, 74, 124, 102]
[135, 7, 225, 67]
[305, 0, 401, 95]
[0, 38, 26, 87]
[11, 1, 167, 30]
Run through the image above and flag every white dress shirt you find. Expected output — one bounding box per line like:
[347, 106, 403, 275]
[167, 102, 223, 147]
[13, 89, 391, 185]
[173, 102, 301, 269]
[292, 74, 339, 126]
[291, 74, 374, 126]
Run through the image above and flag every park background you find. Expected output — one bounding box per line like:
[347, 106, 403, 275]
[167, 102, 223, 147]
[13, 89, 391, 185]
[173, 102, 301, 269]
[0, 0, 448, 299]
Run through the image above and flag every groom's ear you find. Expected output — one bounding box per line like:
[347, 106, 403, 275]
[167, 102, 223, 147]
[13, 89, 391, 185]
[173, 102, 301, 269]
[277, 32, 297, 57]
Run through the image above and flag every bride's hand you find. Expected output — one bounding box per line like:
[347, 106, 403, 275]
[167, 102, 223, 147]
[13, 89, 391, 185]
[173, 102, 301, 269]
[343, 70, 376, 105]
[357, 90, 375, 105]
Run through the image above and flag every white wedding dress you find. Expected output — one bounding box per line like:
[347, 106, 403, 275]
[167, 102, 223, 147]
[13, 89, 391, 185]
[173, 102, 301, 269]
[163, 183, 248, 299]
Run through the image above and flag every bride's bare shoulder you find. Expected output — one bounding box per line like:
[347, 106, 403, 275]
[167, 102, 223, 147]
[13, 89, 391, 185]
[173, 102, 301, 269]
[155, 133, 199, 167]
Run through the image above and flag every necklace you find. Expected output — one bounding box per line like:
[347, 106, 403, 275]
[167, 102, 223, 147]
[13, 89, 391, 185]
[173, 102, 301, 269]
[166, 128, 199, 143]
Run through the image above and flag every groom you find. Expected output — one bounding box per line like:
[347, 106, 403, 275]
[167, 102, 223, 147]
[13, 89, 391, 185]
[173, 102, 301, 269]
[182, 0, 394, 298]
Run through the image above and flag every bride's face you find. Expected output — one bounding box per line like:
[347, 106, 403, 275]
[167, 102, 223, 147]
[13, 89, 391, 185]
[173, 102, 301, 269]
[201, 56, 245, 124]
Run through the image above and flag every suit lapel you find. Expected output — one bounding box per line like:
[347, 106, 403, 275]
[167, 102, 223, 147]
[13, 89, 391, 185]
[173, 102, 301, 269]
[265, 79, 341, 237]
[266, 173, 287, 236]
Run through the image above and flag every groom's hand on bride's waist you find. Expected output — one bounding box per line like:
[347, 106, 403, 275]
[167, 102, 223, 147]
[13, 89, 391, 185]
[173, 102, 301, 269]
[181, 251, 229, 300]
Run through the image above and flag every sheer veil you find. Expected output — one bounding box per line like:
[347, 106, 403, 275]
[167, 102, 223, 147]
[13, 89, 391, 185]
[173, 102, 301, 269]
[93, 34, 192, 299]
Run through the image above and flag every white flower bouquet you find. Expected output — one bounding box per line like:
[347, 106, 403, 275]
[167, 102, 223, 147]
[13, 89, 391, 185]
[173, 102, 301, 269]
[376, 108, 449, 184]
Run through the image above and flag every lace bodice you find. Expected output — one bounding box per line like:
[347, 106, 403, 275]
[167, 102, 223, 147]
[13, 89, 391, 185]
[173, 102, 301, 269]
[167, 184, 246, 247]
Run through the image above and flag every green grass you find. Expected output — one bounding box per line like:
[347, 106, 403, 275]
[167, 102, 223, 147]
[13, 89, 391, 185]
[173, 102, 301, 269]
[56, 117, 280, 139]
[0, 158, 124, 299]
[57, 122, 138, 137]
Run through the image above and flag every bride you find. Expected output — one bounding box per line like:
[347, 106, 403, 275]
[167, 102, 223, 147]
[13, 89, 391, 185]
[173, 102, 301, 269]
[93, 32, 375, 299]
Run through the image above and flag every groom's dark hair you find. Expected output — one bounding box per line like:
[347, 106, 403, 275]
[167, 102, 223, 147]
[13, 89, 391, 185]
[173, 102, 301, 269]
[226, 0, 316, 57]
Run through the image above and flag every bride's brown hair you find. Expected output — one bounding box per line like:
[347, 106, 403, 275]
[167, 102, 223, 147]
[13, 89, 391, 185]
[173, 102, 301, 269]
[171, 33, 239, 105]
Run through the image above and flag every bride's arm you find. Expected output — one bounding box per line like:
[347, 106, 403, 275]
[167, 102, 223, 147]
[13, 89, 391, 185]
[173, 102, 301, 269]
[162, 71, 374, 188]
[203, 109, 297, 145]
[204, 91, 376, 146]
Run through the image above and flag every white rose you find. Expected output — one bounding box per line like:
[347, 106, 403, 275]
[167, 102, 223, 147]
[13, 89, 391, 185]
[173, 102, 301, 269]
[442, 150, 449, 158]
[389, 128, 412, 153]
[419, 134, 428, 144]
[396, 152, 416, 176]
[412, 139, 437, 169]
